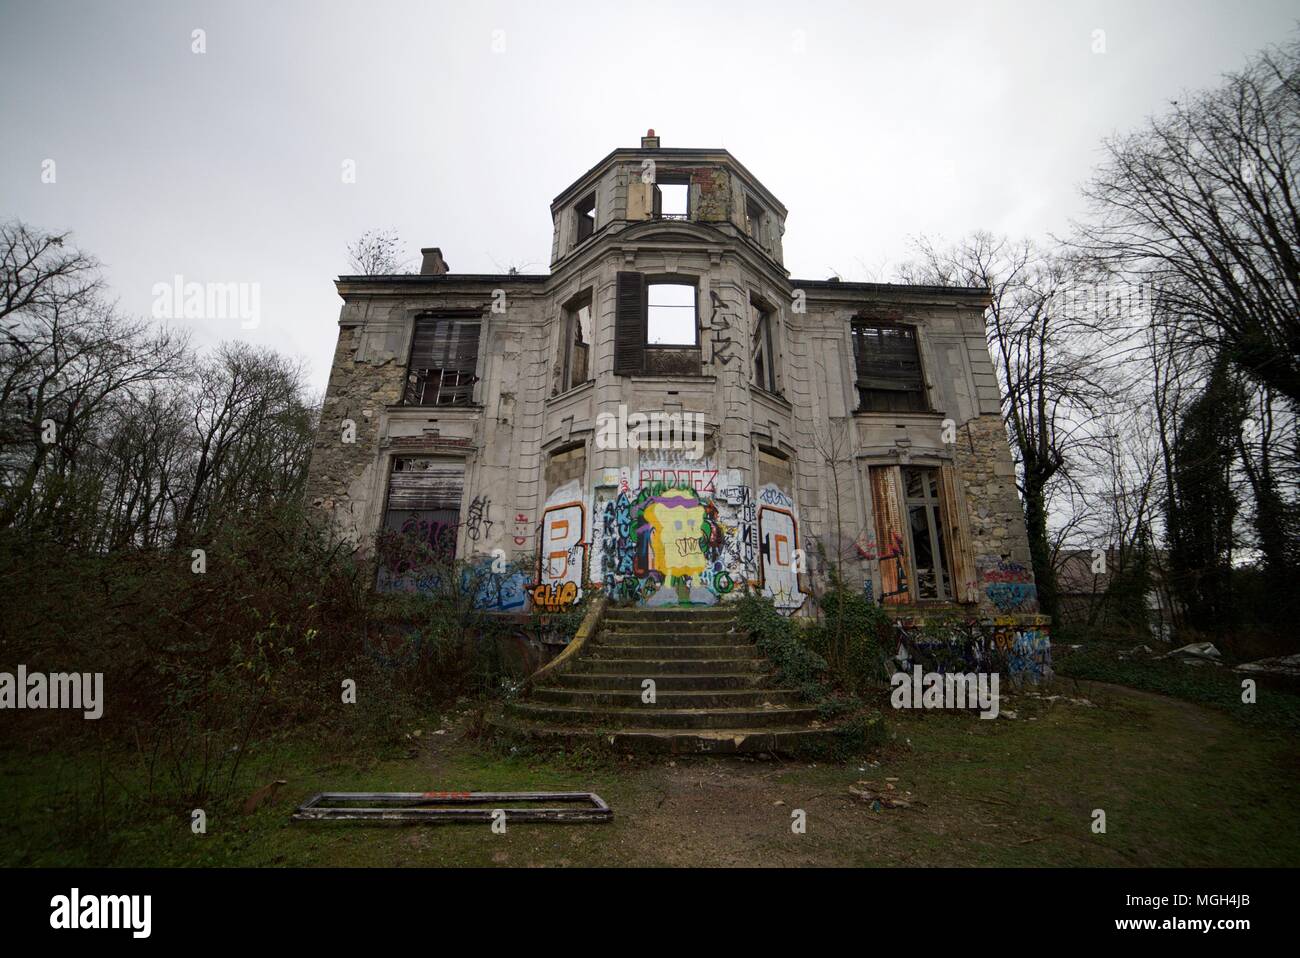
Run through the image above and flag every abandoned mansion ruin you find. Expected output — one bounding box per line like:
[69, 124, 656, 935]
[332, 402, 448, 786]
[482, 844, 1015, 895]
[304, 132, 1045, 660]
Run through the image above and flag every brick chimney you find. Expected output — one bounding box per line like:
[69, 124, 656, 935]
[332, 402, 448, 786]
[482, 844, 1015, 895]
[420, 248, 449, 276]
[640, 128, 660, 149]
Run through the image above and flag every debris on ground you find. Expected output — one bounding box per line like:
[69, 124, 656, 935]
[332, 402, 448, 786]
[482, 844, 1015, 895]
[1118, 644, 1155, 660]
[241, 779, 287, 815]
[1161, 642, 1222, 665]
[849, 780, 920, 810]
[1234, 653, 1300, 681]
[1001, 709, 1018, 720]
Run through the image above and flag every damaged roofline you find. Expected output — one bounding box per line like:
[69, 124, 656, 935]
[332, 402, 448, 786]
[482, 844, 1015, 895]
[791, 279, 992, 302]
[336, 273, 549, 285]
[551, 147, 787, 216]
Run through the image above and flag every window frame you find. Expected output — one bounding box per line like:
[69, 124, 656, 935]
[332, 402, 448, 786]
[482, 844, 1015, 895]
[644, 278, 699, 349]
[559, 289, 594, 394]
[750, 294, 777, 392]
[851, 321, 928, 413]
[402, 311, 482, 407]
[574, 193, 596, 243]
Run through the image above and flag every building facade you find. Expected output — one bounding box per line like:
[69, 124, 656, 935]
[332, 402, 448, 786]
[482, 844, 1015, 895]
[304, 133, 1041, 622]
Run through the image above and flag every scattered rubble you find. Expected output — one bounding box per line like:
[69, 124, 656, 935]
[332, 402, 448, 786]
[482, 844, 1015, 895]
[1161, 642, 1222, 665]
[849, 780, 921, 810]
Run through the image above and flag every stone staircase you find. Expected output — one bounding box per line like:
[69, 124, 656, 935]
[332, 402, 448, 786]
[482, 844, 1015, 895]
[495, 605, 834, 754]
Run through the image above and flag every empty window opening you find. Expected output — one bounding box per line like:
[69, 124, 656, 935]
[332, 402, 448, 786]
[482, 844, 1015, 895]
[745, 197, 765, 242]
[852, 323, 926, 412]
[404, 315, 481, 406]
[575, 193, 596, 242]
[561, 292, 593, 391]
[646, 282, 697, 345]
[653, 181, 689, 220]
[751, 297, 776, 391]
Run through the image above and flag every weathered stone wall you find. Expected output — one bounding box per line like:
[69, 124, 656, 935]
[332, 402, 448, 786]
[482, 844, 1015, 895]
[304, 324, 406, 542]
[951, 414, 1039, 614]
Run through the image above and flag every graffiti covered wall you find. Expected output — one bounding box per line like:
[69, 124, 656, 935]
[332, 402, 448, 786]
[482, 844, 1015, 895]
[580, 462, 807, 612]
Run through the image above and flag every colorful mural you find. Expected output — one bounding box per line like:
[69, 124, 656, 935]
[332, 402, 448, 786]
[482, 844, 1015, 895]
[976, 557, 1039, 613]
[893, 614, 1052, 686]
[756, 484, 807, 611]
[531, 481, 587, 612]
[584, 465, 804, 612]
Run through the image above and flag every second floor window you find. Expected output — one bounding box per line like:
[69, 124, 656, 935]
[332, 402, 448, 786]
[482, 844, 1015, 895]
[852, 323, 926, 412]
[751, 298, 776, 391]
[403, 314, 480, 406]
[560, 292, 593, 392]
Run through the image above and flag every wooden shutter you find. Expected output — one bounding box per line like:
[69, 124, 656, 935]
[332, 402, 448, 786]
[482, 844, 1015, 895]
[870, 465, 911, 604]
[614, 271, 645, 376]
[938, 462, 977, 603]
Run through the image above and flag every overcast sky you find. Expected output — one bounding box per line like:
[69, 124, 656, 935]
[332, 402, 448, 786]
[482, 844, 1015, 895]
[2, 0, 1295, 394]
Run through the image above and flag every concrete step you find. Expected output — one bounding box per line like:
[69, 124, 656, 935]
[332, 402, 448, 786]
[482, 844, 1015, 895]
[530, 687, 802, 709]
[506, 701, 820, 730]
[570, 658, 770, 675]
[603, 616, 738, 631]
[548, 672, 774, 691]
[598, 630, 743, 646]
[604, 608, 737, 623]
[589, 643, 757, 660]
[488, 718, 835, 755]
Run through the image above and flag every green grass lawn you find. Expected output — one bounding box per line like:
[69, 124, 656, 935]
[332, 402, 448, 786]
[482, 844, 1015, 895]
[3, 678, 1297, 867]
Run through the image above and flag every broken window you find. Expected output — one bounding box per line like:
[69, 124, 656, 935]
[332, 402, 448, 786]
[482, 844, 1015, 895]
[751, 297, 776, 391]
[560, 291, 593, 392]
[652, 178, 689, 220]
[903, 466, 952, 601]
[646, 282, 697, 345]
[851, 323, 926, 412]
[575, 193, 596, 243]
[377, 457, 463, 590]
[613, 272, 701, 375]
[403, 314, 480, 406]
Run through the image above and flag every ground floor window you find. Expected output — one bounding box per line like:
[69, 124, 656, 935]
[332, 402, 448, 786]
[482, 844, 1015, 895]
[377, 457, 464, 589]
[869, 462, 972, 604]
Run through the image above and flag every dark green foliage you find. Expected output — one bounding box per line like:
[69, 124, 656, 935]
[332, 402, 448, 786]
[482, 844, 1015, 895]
[805, 589, 894, 694]
[1165, 359, 1246, 633]
[1058, 645, 1300, 731]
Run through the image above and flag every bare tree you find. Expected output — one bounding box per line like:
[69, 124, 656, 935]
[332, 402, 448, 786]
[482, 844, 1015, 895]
[346, 227, 409, 275]
[1077, 39, 1300, 407]
[900, 233, 1113, 618]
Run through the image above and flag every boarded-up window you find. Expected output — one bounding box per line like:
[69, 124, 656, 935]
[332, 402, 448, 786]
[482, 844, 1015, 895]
[757, 446, 793, 491]
[545, 443, 586, 495]
[870, 465, 910, 604]
[403, 315, 480, 406]
[377, 458, 464, 589]
[852, 324, 926, 412]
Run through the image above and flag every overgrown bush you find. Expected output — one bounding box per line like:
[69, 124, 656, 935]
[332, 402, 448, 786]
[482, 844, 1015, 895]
[805, 589, 893, 694]
[734, 593, 855, 718]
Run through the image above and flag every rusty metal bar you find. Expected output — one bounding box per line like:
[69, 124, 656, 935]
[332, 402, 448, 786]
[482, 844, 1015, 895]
[292, 791, 612, 823]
